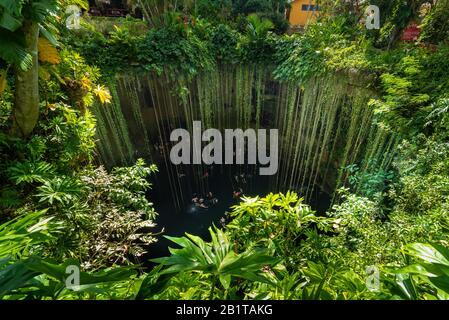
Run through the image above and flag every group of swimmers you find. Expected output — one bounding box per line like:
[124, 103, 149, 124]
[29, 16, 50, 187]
[185, 169, 253, 210]
[192, 192, 219, 209]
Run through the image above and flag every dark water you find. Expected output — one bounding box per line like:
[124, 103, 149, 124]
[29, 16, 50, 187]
[110, 75, 334, 261]
[146, 163, 331, 260]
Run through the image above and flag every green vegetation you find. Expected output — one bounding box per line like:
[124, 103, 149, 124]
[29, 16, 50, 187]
[1, 0, 449, 301]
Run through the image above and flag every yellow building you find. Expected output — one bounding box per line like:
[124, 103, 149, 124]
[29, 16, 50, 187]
[288, 0, 320, 26]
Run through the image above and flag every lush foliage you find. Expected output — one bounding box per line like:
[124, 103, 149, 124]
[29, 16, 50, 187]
[1, 0, 449, 301]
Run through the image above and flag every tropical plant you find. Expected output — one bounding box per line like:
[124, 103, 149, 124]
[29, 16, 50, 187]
[152, 227, 279, 299]
[245, 13, 273, 40]
[0, 210, 57, 258]
[36, 176, 83, 206]
[386, 243, 449, 300]
[420, 0, 449, 44]
[72, 162, 158, 269]
[226, 192, 336, 269]
[7, 161, 55, 185]
[0, 257, 139, 300]
[0, 0, 60, 136]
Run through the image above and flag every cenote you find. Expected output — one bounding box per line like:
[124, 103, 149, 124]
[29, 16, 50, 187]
[92, 65, 398, 259]
[3, 0, 449, 302]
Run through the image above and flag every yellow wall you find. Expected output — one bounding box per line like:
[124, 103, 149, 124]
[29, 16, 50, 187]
[289, 0, 320, 26]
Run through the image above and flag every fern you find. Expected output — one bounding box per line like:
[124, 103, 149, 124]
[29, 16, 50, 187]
[26, 136, 47, 160]
[0, 188, 21, 209]
[7, 161, 55, 185]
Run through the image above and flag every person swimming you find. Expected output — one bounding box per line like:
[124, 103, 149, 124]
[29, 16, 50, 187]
[205, 192, 218, 206]
[233, 188, 243, 198]
[197, 198, 209, 209]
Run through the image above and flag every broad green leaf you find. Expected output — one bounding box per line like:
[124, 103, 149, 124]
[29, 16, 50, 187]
[0, 11, 22, 31]
[404, 243, 449, 266]
[219, 274, 231, 290]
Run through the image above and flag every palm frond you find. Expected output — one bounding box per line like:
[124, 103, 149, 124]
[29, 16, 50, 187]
[27, 0, 58, 23]
[0, 29, 32, 70]
[0, 9, 23, 31]
[0, 0, 26, 15]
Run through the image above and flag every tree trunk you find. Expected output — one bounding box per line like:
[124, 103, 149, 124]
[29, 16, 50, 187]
[12, 20, 40, 137]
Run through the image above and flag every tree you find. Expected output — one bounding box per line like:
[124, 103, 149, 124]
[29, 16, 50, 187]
[0, 0, 60, 137]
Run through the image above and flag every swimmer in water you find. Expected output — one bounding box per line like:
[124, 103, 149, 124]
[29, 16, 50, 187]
[233, 189, 243, 198]
[202, 192, 218, 207]
[199, 198, 209, 209]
